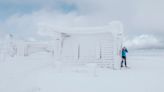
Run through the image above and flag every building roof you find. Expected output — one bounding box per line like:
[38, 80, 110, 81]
[38, 21, 124, 36]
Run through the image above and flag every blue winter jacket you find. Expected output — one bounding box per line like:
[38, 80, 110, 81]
[122, 49, 128, 57]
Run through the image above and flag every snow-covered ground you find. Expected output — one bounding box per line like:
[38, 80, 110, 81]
[0, 49, 164, 92]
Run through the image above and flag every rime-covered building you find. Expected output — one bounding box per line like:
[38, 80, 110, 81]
[51, 21, 124, 69]
[0, 21, 124, 69]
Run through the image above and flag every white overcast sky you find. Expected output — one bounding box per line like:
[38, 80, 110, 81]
[0, 0, 164, 49]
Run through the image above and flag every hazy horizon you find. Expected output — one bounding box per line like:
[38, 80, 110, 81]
[0, 0, 164, 49]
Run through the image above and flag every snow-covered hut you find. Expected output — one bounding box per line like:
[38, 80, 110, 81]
[0, 21, 124, 69]
[46, 21, 124, 69]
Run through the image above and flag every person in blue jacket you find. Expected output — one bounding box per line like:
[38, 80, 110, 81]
[121, 47, 128, 67]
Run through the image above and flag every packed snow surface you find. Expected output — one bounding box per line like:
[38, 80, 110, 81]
[0, 49, 164, 92]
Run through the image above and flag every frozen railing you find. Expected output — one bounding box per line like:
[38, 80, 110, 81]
[23, 42, 55, 56]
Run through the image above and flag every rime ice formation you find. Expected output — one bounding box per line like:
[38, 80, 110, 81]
[0, 21, 124, 69]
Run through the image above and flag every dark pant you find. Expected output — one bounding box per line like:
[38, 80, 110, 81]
[121, 56, 127, 67]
